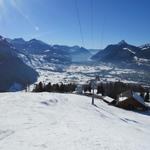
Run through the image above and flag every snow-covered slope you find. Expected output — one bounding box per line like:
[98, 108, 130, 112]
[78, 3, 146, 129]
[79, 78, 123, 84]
[0, 92, 149, 150]
[92, 40, 140, 63]
[0, 36, 38, 91]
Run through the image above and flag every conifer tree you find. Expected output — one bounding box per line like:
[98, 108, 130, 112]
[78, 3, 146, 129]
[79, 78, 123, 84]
[60, 83, 65, 93]
[145, 91, 150, 102]
[88, 84, 92, 93]
[84, 85, 88, 93]
[38, 82, 44, 92]
[45, 82, 52, 92]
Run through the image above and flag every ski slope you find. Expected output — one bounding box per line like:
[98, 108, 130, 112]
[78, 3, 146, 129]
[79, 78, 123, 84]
[0, 92, 150, 150]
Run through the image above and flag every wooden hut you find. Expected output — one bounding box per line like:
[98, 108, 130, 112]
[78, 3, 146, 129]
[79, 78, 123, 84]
[116, 91, 148, 111]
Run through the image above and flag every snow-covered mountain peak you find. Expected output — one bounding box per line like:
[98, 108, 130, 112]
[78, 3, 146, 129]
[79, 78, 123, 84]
[72, 45, 81, 49]
[0, 35, 3, 40]
[0, 35, 11, 46]
[140, 43, 150, 50]
[12, 38, 26, 44]
[0, 35, 5, 41]
[118, 40, 128, 46]
[29, 38, 44, 44]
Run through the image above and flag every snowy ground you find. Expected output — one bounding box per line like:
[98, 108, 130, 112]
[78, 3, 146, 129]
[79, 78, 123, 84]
[0, 92, 150, 150]
[19, 54, 150, 85]
[35, 63, 149, 86]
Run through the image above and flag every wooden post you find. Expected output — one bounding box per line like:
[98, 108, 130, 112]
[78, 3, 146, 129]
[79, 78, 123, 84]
[91, 80, 95, 105]
[92, 86, 94, 105]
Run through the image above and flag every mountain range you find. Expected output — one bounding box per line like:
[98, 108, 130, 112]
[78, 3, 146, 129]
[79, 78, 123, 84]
[92, 40, 150, 63]
[8, 37, 150, 64]
[0, 35, 150, 91]
[0, 35, 94, 91]
[9, 38, 92, 63]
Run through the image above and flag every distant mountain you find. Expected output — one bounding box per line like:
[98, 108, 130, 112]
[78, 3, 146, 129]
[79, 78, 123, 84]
[10, 38, 51, 54]
[88, 49, 101, 55]
[47, 45, 92, 63]
[0, 36, 38, 91]
[6, 37, 150, 64]
[9, 38, 71, 64]
[9, 38, 92, 63]
[91, 40, 142, 63]
[137, 44, 150, 59]
[48, 45, 92, 62]
[67, 45, 92, 62]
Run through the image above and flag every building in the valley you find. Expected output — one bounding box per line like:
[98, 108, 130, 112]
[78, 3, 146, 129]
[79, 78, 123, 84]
[116, 91, 148, 111]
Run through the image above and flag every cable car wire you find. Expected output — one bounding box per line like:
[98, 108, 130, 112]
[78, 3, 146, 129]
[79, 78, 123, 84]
[74, 0, 85, 47]
[90, 0, 94, 48]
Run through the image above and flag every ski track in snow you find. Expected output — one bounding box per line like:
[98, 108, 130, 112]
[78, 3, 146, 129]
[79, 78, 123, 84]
[0, 92, 150, 150]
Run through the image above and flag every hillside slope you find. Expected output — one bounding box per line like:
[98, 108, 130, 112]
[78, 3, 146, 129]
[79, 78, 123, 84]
[92, 41, 140, 63]
[0, 92, 149, 150]
[0, 36, 38, 91]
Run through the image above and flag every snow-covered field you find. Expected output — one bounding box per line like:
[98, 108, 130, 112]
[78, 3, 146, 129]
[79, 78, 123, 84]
[0, 92, 150, 150]
[35, 63, 149, 85]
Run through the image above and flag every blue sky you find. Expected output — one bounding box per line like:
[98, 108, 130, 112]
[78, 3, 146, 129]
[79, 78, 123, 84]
[0, 0, 150, 49]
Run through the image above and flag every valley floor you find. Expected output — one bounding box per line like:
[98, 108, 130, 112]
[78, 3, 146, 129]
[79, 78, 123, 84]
[35, 63, 150, 86]
[0, 92, 150, 150]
